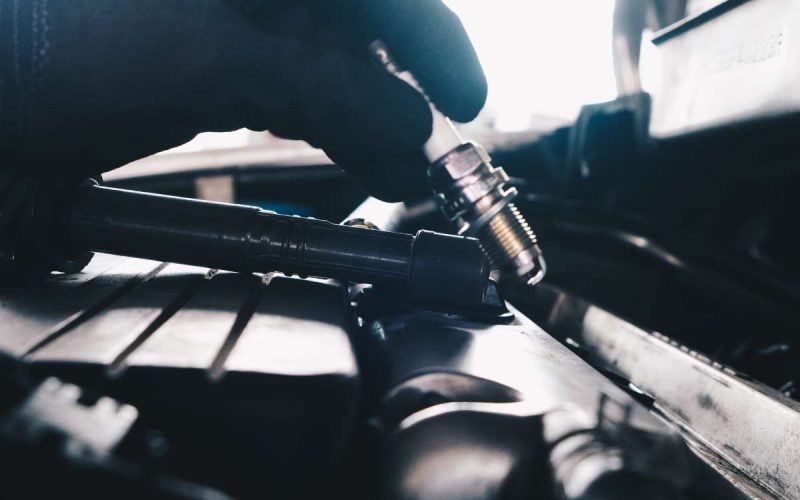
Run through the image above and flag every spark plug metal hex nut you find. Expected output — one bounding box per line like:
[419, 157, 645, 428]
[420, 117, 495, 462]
[428, 142, 546, 286]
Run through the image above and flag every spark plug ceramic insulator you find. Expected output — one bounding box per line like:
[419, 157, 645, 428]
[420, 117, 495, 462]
[369, 41, 546, 286]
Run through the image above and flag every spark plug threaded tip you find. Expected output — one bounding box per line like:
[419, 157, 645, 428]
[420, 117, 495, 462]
[477, 204, 545, 286]
[428, 142, 546, 286]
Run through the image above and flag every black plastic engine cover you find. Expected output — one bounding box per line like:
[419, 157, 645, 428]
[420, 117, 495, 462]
[0, 255, 359, 498]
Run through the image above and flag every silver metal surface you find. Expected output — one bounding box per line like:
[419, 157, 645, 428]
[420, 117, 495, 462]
[537, 287, 800, 499]
[368, 305, 699, 499]
[429, 142, 546, 286]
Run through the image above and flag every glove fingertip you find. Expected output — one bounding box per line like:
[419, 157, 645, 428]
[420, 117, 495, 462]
[373, 0, 488, 123]
[435, 65, 488, 123]
[327, 150, 430, 202]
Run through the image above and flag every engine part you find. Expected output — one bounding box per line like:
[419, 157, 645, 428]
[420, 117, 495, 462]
[650, 0, 800, 139]
[369, 40, 546, 286]
[2, 377, 137, 457]
[523, 284, 800, 499]
[359, 308, 703, 500]
[9, 262, 357, 498]
[0, 364, 229, 499]
[61, 183, 492, 308]
[0, 250, 744, 499]
[0, 176, 94, 280]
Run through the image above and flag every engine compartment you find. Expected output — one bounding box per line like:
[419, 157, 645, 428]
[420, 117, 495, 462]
[2, 1, 800, 497]
[0, 252, 746, 499]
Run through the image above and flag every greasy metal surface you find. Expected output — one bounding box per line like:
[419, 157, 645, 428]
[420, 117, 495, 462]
[538, 289, 800, 499]
[688, 438, 775, 499]
[364, 308, 672, 436]
[365, 308, 708, 499]
[382, 402, 544, 500]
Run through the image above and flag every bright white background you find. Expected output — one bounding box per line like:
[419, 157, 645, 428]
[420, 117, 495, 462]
[445, 0, 618, 129]
[165, 1, 622, 155]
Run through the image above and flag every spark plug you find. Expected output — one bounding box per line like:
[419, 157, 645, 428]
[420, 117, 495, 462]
[370, 41, 546, 286]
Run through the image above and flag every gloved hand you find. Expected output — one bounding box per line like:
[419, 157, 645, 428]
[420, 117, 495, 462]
[0, 0, 486, 201]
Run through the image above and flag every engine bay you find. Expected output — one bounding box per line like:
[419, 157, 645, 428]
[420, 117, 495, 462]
[1, 0, 800, 498]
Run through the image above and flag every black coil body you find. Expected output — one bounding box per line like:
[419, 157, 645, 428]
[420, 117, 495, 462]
[67, 185, 491, 307]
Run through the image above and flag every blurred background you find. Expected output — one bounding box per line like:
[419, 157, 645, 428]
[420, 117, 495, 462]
[449, 0, 618, 129]
[105, 0, 708, 218]
[110, 0, 647, 181]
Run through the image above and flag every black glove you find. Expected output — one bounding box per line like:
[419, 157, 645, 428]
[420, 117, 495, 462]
[0, 0, 486, 201]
